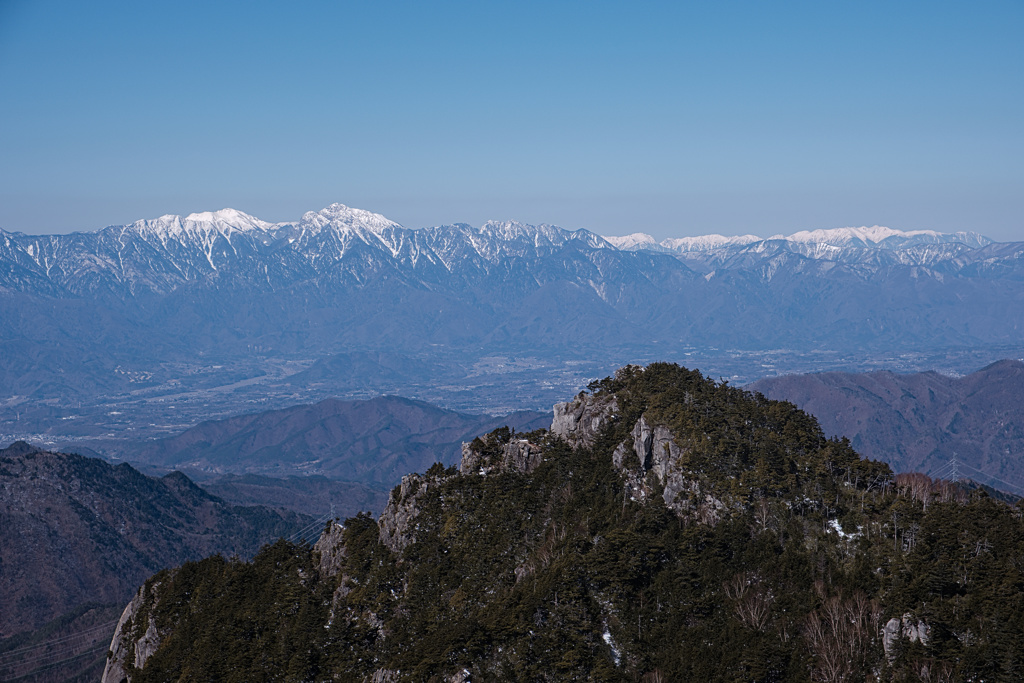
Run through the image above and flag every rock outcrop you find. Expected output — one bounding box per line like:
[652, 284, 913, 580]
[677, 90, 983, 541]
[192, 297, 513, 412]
[551, 391, 619, 448]
[314, 520, 358, 624]
[460, 434, 543, 475]
[378, 471, 450, 553]
[102, 580, 165, 683]
[612, 415, 728, 524]
[882, 613, 932, 659]
[315, 521, 347, 578]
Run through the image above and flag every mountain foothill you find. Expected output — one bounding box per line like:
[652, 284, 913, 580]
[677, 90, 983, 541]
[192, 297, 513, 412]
[0, 441, 312, 681]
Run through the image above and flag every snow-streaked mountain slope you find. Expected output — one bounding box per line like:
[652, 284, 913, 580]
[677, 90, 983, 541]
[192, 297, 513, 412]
[0, 205, 1015, 300]
[661, 234, 761, 252]
[603, 233, 669, 252]
[129, 208, 276, 239]
[604, 225, 991, 255]
[3, 202, 1024, 408]
[772, 225, 991, 249]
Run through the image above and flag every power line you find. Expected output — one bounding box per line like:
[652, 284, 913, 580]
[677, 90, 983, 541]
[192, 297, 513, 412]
[0, 642, 107, 682]
[0, 625, 115, 671]
[957, 462, 1024, 496]
[0, 620, 118, 661]
[285, 512, 333, 545]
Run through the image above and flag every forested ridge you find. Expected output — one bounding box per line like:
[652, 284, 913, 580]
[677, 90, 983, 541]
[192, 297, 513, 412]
[113, 364, 1024, 682]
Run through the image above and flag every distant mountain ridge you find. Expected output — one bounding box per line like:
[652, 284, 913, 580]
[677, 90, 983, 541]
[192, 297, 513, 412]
[604, 225, 992, 253]
[0, 441, 306, 639]
[124, 395, 550, 484]
[3, 201, 1024, 418]
[748, 359, 1024, 494]
[0, 204, 998, 298]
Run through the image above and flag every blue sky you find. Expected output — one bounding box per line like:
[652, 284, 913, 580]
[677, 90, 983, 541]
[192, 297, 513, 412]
[0, 1, 1021, 239]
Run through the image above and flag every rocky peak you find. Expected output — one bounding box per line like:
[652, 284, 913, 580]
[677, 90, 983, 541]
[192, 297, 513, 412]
[550, 391, 619, 448]
[314, 521, 346, 578]
[460, 428, 543, 476]
[612, 414, 728, 524]
[377, 467, 452, 553]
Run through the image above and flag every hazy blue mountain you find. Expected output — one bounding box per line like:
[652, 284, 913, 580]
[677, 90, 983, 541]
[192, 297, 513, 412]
[124, 395, 550, 485]
[198, 473, 390, 518]
[748, 359, 1024, 495]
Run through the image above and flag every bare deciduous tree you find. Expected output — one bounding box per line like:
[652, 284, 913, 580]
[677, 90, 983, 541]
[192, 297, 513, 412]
[724, 572, 774, 631]
[804, 590, 881, 682]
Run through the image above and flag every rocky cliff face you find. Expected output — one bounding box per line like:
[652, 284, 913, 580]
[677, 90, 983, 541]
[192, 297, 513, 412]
[882, 614, 932, 660]
[315, 521, 347, 578]
[550, 391, 619, 448]
[378, 470, 453, 553]
[459, 432, 544, 475]
[102, 580, 165, 683]
[313, 521, 356, 630]
[611, 416, 729, 524]
[549, 384, 729, 525]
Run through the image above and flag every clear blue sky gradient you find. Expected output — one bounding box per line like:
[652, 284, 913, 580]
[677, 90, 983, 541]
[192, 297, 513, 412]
[1, 1, 1021, 239]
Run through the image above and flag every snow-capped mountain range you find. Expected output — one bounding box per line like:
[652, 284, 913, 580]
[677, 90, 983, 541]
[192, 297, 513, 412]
[604, 225, 991, 253]
[2, 202, 1024, 409]
[0, 203, 1000, 297]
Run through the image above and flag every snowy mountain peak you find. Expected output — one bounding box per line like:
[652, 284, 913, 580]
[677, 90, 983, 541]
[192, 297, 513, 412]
[661, 234, 761, 252]
[603, 232, 760, 253]
[603, 233, 661, 250]
[775, 225, 906, 245]
[127, 208, 273, 239]
[604, 226, 992, 254]
[298, 203, 403, 235]
[481, 219, 537, 238]
[183, 208, 268, 230]
[772, 226, 992, 249]
[481, 220, 610, 245]
[479, 220, 559, 245]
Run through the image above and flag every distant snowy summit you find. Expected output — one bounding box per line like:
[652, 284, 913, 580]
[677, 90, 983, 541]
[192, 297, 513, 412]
[92, 203, 994, 255]
[604, 232, 761, 253]
[124, 208, 279, 239]
[1, 202, 999, 283]
[604, 225, 992, 254]
[2, 200, 1024, 378]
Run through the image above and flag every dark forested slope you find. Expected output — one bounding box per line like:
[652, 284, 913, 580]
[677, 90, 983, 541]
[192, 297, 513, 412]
[106, 365, 1024, 682]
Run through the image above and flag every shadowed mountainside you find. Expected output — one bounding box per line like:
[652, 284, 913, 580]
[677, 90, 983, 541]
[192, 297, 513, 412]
[0, 441, 308, 640]
[199, 473, 390, 518]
